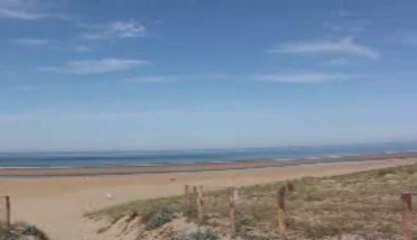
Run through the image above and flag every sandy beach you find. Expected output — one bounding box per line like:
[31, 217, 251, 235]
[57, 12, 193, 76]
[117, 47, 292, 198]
[1, 154, 417, 240]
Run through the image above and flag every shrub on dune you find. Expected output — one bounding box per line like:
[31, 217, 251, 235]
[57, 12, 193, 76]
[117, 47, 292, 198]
[0, 222, 49, 240]
[143, 206, 176, 230]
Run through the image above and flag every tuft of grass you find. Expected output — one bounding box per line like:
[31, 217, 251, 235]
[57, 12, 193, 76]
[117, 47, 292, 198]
[86, 195, 181, 223]
[377, 168, 395, 177]
[179, 229, 219, 240]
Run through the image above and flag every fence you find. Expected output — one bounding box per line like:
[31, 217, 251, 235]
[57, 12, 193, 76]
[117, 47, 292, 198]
[182, 184, 287, 238]
[0, 188, 414, 238]
[183, 184, 415, 240]
[0, 195, 11, 229]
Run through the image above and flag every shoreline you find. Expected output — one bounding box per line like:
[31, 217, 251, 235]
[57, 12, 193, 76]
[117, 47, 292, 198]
[1, 151, 417, 178]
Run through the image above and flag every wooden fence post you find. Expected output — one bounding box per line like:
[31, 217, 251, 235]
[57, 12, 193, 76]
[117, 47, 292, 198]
[277, 186, 286, 240]
[4, 196, 11, 230]
[229, 188, 238, 237]
[183, 185, 189, 212]
[192, 186, 197, 208]
[197, 185, 205, 224]
[401, 192, 413, 240]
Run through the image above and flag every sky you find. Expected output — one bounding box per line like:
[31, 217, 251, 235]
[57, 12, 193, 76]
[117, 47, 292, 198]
[0, 0, 417, 152]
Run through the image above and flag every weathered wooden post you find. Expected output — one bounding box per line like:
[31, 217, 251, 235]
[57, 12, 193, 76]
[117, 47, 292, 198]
[277, 186, 286, 240]
[183, 185, 190, 212]
[229, 188, 239, 237]
[192, 186, 197, 206]
[3, 196, 11, 230]
[197, 185, 205, 224]
[401, 193, 413, 240]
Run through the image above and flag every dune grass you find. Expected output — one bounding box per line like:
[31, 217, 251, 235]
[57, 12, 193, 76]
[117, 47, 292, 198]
[87, 163, 417, 239]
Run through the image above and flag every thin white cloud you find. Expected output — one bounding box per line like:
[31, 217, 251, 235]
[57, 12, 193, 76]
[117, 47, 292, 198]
[0, 111, 188, 123]
[323, 19, 371, 36]
[126, 73, 232, 83]
[253, 72, 352, 83]
[403, 39, 417, 46]
[40, 58, 150, 74]
[10, 38, 49, 46]
[0, 113, 29, 124]
[127, 76, 178, 83]
[323, 23, 344, 32]
[269, 37, 379, 59]
[0, 0, 44, 20]
[0, 8, 43, 20]
[400, 31, 417, 46]
[332, 9, 353, 18]
[80, 20, 146, 40]
[192, 73, 232, 80]
[73, 46, 91, 52]
[328, 58, 354, 66]
[0, 0, 69, 21]
[66, 111, 187, 120]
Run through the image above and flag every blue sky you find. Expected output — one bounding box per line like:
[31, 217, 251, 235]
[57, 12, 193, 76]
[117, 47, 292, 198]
[0, 0, 417, 151]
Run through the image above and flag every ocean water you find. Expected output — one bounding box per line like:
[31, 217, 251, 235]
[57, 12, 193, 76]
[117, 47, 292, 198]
[0, 142, 416, 168]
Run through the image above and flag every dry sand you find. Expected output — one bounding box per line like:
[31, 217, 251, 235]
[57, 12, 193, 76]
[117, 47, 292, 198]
[1, 156, 417, 240]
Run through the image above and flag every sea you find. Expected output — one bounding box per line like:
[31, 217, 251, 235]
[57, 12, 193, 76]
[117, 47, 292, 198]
[0, 142, 416, 169]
